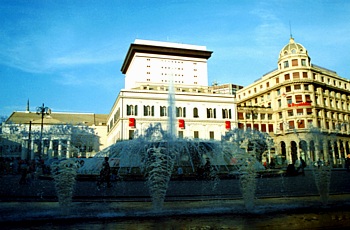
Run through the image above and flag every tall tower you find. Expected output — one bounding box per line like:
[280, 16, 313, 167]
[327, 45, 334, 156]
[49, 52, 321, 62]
[121, 39, 213, 89]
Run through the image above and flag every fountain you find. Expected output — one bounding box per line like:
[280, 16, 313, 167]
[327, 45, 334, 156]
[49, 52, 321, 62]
[308, 126, 333, 205]
[221, 128, 266, 211]
[51, 158, 77, 213]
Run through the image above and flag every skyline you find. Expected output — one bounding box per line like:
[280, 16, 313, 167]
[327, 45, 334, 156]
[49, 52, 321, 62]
[1, 0, 350, 117]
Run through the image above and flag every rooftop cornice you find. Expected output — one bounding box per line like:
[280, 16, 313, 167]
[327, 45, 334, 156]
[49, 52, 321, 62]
[121, 43, 213, 74]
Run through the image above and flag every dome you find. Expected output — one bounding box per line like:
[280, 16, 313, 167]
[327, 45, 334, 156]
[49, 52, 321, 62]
[279, 37, 308, 58]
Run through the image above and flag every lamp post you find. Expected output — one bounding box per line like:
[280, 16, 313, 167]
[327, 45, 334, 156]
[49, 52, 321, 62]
[36, 103, 51, 159]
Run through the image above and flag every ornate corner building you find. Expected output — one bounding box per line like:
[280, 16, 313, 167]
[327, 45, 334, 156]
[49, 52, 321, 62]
[236, 37, 349, 166]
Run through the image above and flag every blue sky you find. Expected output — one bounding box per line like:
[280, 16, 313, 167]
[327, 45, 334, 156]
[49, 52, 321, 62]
[1, 0, 350, 117]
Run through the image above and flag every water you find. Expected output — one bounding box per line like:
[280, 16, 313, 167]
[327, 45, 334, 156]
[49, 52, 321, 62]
[51, 158, 77, 211]
[2, 196, 350, 229]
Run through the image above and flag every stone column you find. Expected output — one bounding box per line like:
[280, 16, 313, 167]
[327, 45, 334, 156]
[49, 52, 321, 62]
[342, 140, 347, 168]
[49, 140, 53, 158]
[323, 140, 329, 163]
[31, 140, 35, 160]
[286, 142, 292, 164]
[67, 140, 71, 158]
[331, 142, 336, 165]
[58, 140, 62, 158]
[314, 142, 320, 162]
[21, 140, 27, 160]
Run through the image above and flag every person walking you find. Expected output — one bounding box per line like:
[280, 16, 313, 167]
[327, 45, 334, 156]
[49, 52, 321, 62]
[19, 160, 29, 185]
[97, 157, 112, 189]
[297, 157, 306, 176]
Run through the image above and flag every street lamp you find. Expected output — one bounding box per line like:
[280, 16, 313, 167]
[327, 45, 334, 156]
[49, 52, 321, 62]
[36, 103, 51, 158]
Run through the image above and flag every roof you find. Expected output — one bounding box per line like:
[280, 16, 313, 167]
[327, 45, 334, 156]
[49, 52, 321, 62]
[121, 40, 213, 74]
[279, 37, 308, 58]
[6, 112, 108, 126]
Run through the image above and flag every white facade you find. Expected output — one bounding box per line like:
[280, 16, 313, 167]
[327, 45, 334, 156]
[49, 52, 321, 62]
[107, 40, 236, 145]
[107, 89, 236, 145]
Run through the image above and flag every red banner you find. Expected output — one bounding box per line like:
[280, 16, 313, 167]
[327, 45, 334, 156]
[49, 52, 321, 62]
[129, 118, 135, 127]
[179, 119, 185, 129]
[225, 121, 231, 130]
[288, 102, 311, 107]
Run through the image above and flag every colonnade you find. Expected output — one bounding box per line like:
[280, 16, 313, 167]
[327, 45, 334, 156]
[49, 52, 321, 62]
[275, 136, 349, 167]
[21, 138, 71, 160]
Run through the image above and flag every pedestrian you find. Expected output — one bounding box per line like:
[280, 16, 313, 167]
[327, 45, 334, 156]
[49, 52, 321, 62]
[177, 166, 183, 180]
[297, 157, 306, 175]
[286, 163, 297, 176]
[97, 157, 112, 189]
[19, 160, 29, 185]
[345, 157, 350, 172]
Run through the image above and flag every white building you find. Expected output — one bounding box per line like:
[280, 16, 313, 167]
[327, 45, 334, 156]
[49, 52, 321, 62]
[1, 111, 107, 159]
[107, 40, 238, 144]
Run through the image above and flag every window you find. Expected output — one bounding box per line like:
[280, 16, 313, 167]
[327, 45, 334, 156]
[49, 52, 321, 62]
[207, 108, 216, 118]
[246, 112, 251, 119]
[144, 105, 154, 116]
[178, 131, 183, 139]
[127, 105, 138, 116]
[279, 112, 283, 119]
[194, 131, 199, 139]
[304, 84, 309, 90]
[286, 86, 291, 92]
[222, 109, 232, 119]
[288, 110, 294, 116]
[305, 95, 311, 102]
[276, 77, 279, 84]
[278, 99, 282, 107]
[284, 61, 289, 68]
[160, 106, 167, 117]
[209, 131, 214, 140]
[301, 59, 306, 66]
[176, 107, 186, 118]
[261, 113, 266, 120]
[287, 96, 292, 104]
[277, 89, 281, 95]
[297, 120, 305, 128]
[266, 82, 270, 88]
[294, 84, 301, 90]
[289, 121, 295, 129]
[292, 59, 298, 66]
[295, 95, 303, 103]
[268, 114, 272, 120]
[238, 112, 244, 119]
[293, 72, 300, 79]
[303, 72, 308, 78]
[297, 109, 303, 116]
[193, 108, 199, 118]
[285, 74, 290, 80]
[129, 130, 135, 140]
[279, 123, 284, 131]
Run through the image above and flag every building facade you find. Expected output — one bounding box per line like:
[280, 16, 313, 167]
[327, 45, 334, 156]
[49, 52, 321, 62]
[236, 37, 350, 166]
[1, 111, 107, 159]
[107, 40, 239, 144]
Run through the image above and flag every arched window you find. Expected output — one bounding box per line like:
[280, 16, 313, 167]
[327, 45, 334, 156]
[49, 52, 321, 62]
[193, 107, 199, 118]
